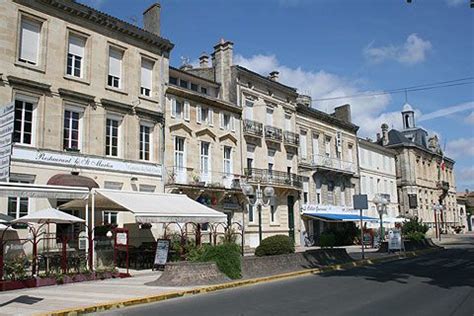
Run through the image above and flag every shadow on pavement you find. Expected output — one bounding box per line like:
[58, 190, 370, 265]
[0, 295, 44, 307]
[318, 248, 474, 290]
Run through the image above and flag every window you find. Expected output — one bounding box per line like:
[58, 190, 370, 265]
[104, 181, 123, 190]
[8, 178, 31, 222]
[171, 99, 189, 121]
[222, 113, 231, 130]
[268, 163, 274, 177]
[200, 87, 207, 94]
[63, 109, 81, 151]
[223, 146, 232, 175]
[191, 83, 198, 91]
[248, 204, 254, 222]
[140, 58, 153, 97]
[139, 184, 156, 193]
[179, 79, 188, 89]
[245, 100, 254, 120]
[300, 131, 307, 159]
[13, 99, 34, 145]
[285, 113, 291, 131]
[266, 107, 273, 126]
[175, 100, 183, 119]
[139, 124, 152, 160]
[169, 77, 178, 85]
[200, 142, 210, 178]
[270, 202, 276, 223]
[325, 136, 331, 157]
[19, 17, 41, 65]
[67, 34, 85, 78]
[312, 134, 319, 161]
[105, 117, 120, 157]
[327, 181, 335, 205]
[103, 211, 118, 225]
[340, 183, 346, 206]
[197, 105, 211, 125]
[174, 137, 185, 176]
[347, 144, 353, 163]
[108, 47, 123, 88]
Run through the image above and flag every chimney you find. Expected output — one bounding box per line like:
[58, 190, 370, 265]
[333, 104, 352, 123]
[269, 71, 279, 82]
[381, 123, 389, 146]
[212, 38, 233, 102]
[376, 133, 381, 142]
[297, 94, 312, 107]
[199, 52, 209, 68]
[143, 3, 161, 36]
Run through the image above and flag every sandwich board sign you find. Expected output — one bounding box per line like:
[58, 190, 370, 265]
[0, 102, 15, 182]
[388, 229, 404, 251]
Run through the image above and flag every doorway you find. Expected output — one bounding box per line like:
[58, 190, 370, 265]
[287, 196, 295, 242]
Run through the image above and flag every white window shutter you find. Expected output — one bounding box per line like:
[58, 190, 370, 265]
[231, 114, 235, 132]
[68, 34, 85, 57]
[184, 101, 190, 121]
[141, 59, 153, 90]
[171, 98, 176, 118]
[219, 112, 224, 130]
[109, 47, 122, 78]
[196, 104, 202, 124]
[20, 18, 41, 64]
[209, 108, 214, 126]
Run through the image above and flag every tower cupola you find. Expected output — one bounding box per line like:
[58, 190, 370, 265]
[401, 103, 415, 129]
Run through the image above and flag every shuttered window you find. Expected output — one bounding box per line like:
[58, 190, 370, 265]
[19, 18, 41, 65]
[67, 34, 85, 77]
[140, 58, 153, 97]
[108, 47, 123, 88]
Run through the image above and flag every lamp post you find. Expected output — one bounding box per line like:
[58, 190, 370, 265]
[373, 194, 388, 244]
[242, 183, 275, 243]
[433, 203, 442, 241]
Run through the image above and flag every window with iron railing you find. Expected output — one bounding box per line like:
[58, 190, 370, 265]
[265, 125, 282, 142]
[243, 119, 263, 136]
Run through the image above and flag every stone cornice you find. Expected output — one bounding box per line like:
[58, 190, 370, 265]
[58, 88, 95, 104]
[7, 75, 51, 92]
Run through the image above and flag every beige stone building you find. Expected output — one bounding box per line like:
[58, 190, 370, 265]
[0, 0, 172, 236]
[377, 104, 457, 232]
[296, 96, 360, 239]
[183, 40, 305, 248]
[163, 65, 244, 231]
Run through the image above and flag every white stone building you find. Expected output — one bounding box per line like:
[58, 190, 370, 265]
[358, 138, 399, 227]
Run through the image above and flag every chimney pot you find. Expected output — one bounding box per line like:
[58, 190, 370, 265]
[199, 52, 209, 68]
[143, 3, 161, 36]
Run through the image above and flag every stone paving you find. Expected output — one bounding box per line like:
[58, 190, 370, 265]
[0, 242, 437, 315]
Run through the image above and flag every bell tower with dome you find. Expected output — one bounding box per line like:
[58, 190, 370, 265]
[401, 103, 415, 129]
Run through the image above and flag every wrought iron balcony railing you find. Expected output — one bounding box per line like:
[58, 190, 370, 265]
[264, 125, 282, 142]
[283, 131, 299, 146]
[165, 167, 242, 190]
[244, 168, 304, 189]
[243, 119, 263, 137]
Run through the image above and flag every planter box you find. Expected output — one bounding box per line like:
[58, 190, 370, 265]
[35, 277, 57, 287]
[0, 280, 27, 291]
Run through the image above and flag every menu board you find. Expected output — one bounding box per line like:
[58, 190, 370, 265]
[154, 239, 170, 267]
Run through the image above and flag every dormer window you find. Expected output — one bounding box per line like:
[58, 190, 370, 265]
[191, 83, 198, 91]
[200, 87, 208, 94]
[180, 79, 188, 89]
[169, 77, 178, 85]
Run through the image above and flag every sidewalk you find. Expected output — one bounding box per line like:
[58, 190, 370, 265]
[0, 245, 419, 315]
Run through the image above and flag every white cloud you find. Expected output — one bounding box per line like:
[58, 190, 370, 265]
[445, 0, 467, 7]
[456, 166, 474, 190]
[234, 54, 393, 137]
[446, 138, 474, 158]
[464, 111, 474, 125]
[364, 34, 432, 65]
[418, 102, 474, 122]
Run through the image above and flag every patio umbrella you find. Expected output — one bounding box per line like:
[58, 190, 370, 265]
[0, 213, 15, 223]
[11, 207, 85, 224]
[0, 223, 15, 231]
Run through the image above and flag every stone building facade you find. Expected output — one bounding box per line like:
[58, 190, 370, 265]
[163, 66, 244, 231]
[358, 138, 399, 226]
[185, 40, 305, 247]
[296, 97, 360, 239]
[378, 104, 457, 232]
[0, 0, 173, 233]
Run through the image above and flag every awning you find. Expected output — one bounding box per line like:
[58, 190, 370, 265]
[61, 189, 228, 224]
[303, 212, 378, 222]
[0, 182, 89, 199]
[12, 207, 85, 224]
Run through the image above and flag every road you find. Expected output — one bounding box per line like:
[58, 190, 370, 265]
[98, 235, 474, 316]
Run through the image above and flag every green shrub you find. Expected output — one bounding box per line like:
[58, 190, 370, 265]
[4, 256, 29, 280]
[191, 243, 241, 279]
[254, 235, 295, 257]
[402, 218, 428, 240]
[405, 231, 426, 241]
[319, 232, 336, 248]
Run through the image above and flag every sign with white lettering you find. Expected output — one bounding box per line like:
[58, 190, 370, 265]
[388, 229, 402, 251]
[154, 239, 170, 267]
[116, 232, 128, 246]
[0, 102, 14, 182]
[11, 146, 162, 177]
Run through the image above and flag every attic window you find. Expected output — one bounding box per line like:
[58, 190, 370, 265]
[169, 77, 178, 85]
[200, 87, 207, 94]
[191, 83, 198, 91]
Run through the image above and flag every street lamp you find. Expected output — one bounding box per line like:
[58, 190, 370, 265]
[242, 183, 275, 242]
[373, 194, 388, 243]
[433, 203, 443, 241]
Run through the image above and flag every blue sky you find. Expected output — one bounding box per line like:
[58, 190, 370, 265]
[81, 0, 473, 190]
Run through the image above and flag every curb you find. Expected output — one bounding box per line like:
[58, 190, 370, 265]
[42, 247, 443, 316]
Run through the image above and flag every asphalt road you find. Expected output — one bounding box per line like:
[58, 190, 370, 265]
[98, 237, 474, 316]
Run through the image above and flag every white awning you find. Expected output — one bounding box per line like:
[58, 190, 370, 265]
[61, 189, 228, 224]
[0, 182, 89, 199]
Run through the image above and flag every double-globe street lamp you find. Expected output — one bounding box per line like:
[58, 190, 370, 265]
[242, 182, 275, 242]
[373, 194, 389, 243]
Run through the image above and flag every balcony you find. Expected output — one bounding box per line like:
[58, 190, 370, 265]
[283, 131, 299, 147]
[300, 154, 356, 175]
[165, 167, 242, 190]
[264, 125, 282, 143]
[243, 119, 263, 137]
[244, 168, 304, 189]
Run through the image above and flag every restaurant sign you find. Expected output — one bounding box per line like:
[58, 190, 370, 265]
[11, 146, 162, 177]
